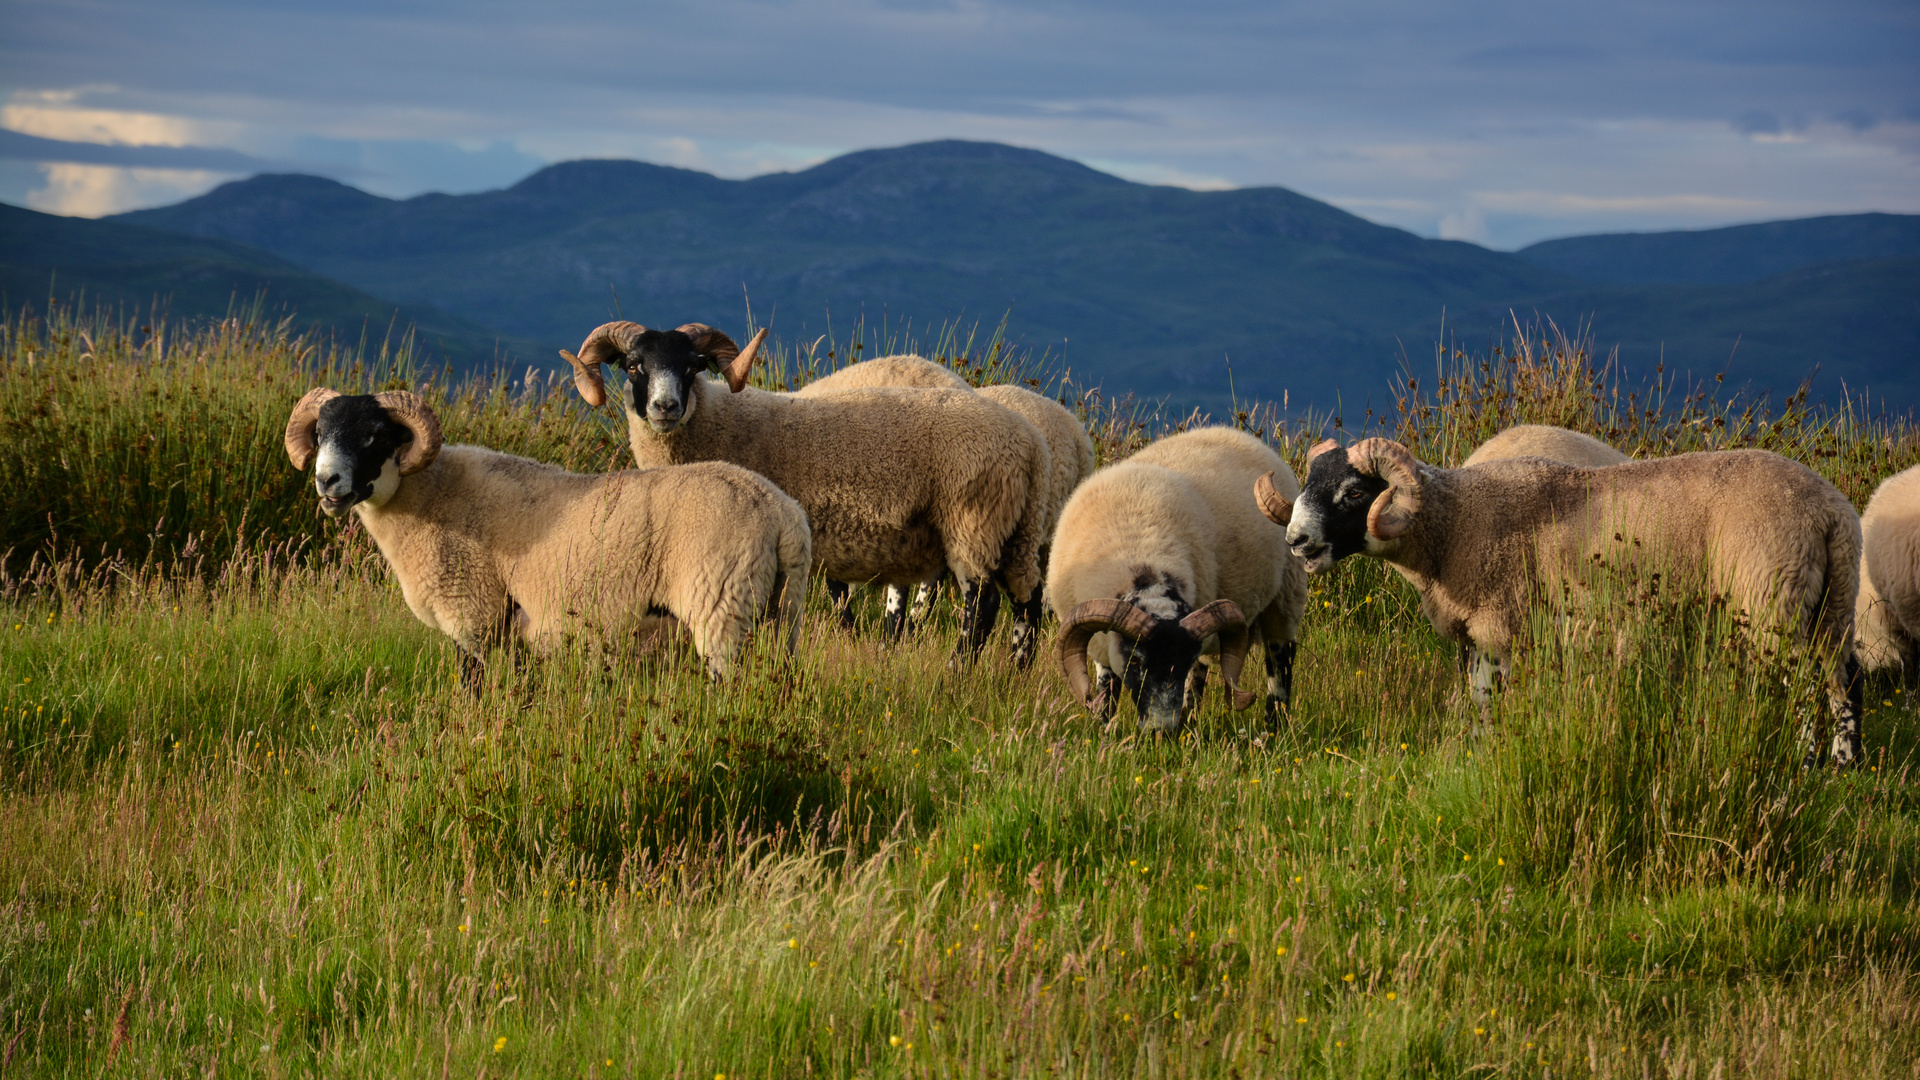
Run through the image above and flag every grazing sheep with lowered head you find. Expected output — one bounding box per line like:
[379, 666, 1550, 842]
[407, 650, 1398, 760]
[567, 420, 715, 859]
[563, 323, 1050, 660]
[1462, 424, 1629, 468]
[1855, 463, 1920, 684]
[1052, 427, 1307, 734]
[1258, 439, 1864, 766]
[285, 389, 810, 685]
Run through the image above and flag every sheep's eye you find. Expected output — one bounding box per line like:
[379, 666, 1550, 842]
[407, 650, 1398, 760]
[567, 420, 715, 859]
[363, 435, 376, 446]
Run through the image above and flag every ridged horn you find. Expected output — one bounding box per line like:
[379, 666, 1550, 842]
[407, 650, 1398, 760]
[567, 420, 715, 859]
[1254, 470, 1293, 526]
[1057, 599, 1160, 708]
[284, 388, 341, 471]
[372, 391, 443, 475]
[678, 324, 767, 394]
[1308, 439, 1341, 461]
[1179, 599, 1256, 710]
[561, 321, 649, 407]
[1347, 438, 1425, 540]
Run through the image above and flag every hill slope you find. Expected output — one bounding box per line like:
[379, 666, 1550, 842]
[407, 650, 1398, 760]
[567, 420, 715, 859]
[0, 202, 532, 370]
[109, 142, 1920, 413]
[1518, 213, 1920, 286]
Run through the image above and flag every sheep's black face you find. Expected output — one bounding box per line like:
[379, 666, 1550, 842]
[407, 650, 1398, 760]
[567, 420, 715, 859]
[1112, 571, 1202, 734]
[312, 396, 415, 516]
[1118, 620, 1205, 734]
[618, 329, 715, 434]
[1286, 451, 1387, 573]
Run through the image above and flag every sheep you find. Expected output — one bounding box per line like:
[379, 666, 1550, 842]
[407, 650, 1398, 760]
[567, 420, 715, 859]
[283, 388, 810, 685]
[792, 354, 973, 633]
[798, 353, 970, 396]
[1257, 438, 1865, 766]
[1051, 427, 1307, 734]
[1462, 424, 1629, 468]
[1855, 463, 1920, 683]
[562, 322, 1051, 660]
[795, 358, 1098, 660]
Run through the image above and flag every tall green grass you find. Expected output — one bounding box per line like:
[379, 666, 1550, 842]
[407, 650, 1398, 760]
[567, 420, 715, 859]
[2, 305, 1918, 1077]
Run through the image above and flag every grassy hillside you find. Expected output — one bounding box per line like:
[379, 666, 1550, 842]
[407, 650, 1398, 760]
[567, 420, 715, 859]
[1518, 213, 1920, 286]
[2, 307, 1917, 1076]
[0, 202, 539, 371]
[111, 140, 1919, 416]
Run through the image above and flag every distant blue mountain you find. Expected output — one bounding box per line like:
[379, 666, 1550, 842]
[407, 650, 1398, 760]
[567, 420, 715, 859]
[1518, 213, 1920, 286]
[66, 140, 1920, 413]
[0, 201, 523, 366]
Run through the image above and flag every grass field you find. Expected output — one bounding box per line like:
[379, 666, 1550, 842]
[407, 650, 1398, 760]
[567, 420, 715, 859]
[2, 307, 1918, 1078]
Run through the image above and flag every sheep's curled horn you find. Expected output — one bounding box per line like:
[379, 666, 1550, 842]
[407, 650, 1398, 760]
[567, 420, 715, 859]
[1057, 597, 1257, 713]
[1254, 439, 1344, 527]
[559, 321, 770, 405]
[1346, 437, 1424, 540]
[283, 387, 442, 475]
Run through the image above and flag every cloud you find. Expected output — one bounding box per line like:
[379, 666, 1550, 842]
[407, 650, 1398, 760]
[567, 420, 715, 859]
[0, 128, 281, 173]
[20, 163, 227, 217]
[0, 0, 1913, 239]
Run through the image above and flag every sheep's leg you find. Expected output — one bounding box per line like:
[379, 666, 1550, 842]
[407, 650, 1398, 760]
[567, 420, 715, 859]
[1798, 708, 1828, 769]
[1468, 645, 1506, 732]
[1827, 652, 1864, 768]
[1264, 640, 1297, 727]
[825, 580, 857, 630]
[881, 585, 911, 642]
[1007, 587, 1045, 671]
[955, 579, 1002, 661]
[457, 647, 487, 696]
[906, 580, 941, 636]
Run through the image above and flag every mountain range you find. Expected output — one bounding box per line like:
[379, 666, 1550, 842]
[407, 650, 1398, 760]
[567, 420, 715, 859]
[5, 140, 1915, 414]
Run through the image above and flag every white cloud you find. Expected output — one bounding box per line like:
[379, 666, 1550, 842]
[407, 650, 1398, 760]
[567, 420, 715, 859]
[21, 163, 225, 216]
[2, 90, 243, 148]
[1438, 206, 1488, 243]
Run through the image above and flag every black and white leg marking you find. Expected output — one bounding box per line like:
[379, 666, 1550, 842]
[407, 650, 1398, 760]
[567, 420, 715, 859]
[825, 579, 856, 630]
[1264, 640, 1297, 725]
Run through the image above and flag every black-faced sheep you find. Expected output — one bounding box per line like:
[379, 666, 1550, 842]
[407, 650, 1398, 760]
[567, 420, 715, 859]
[1259, 438, 1865, 766]
[1856, 463, 1920, 684]
[1051, 427, 1307, 734]
[285, 389, 810, 684]
[562, 323, 1051, 660]
[1462, 424, 1629, 468]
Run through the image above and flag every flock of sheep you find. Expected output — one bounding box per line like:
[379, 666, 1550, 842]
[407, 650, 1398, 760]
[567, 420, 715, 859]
[281, 323, 1920, 768]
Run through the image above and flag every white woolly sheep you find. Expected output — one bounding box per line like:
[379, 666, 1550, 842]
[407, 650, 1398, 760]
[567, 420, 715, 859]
[1462, 424, 1629, 468]
[1260, 438, 1865, 766]
[796, 357, 1098, 660]
[562, 323, 1051, 660]
[284, 389, 811, 685]
[1855, 463, 1920, 683]
[1051, 427, 1307, 734]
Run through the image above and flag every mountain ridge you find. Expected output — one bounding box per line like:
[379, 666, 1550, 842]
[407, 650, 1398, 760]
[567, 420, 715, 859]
[63, 139, 1920, 412]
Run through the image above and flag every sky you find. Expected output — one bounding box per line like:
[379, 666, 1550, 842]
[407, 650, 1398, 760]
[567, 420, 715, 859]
[1, 0, 1915, 249]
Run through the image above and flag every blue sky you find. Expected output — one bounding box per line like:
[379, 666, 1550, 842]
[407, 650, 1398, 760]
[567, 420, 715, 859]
[1, 0, 1914, 248]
